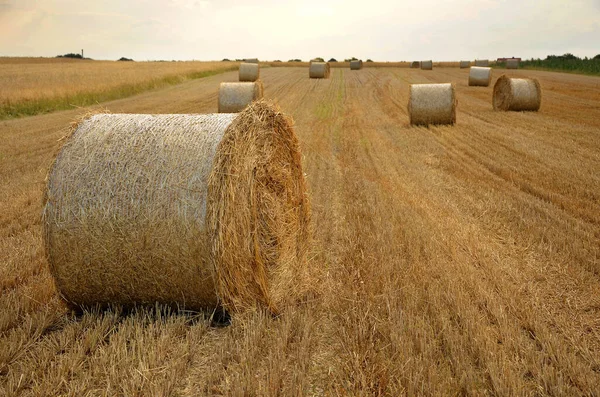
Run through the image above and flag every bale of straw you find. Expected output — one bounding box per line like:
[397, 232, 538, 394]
[408, 83, 457, 125]
[506, 59, 519, 69]
[309, 62, 330, 78]
[43, 101, 311, 314]
[239, 62, 260, 82]
[468, 66, 492, 87]
[421, 60, 433, 70]
[218, 81, 263, 113]
[493, 75, 541, 111]
[460, 61, 470, 68]
[411, 61, 421, 68]
[244, 58, 259, 64]
[475, 59, 489, 67]
[350, 60, 363, 70]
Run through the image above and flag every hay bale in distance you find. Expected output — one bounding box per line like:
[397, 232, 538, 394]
[218, 81, 263, 113]
[459, 60, 470, 68]
[475, 59, 489, 67]
[408, 83, 457, 126]
[309, 62, 330, 78]
[244, 58, 259, 64]
[410, 61, 421, 69]
[506, 59, 519, 69]
[43, 101, 311, 314]
[239, 62, 260, 82]
[350, 59, 363, 70]
[493, 74, 541, 111]
[421, 60, 433, 70]
[468, 66, 492, 87]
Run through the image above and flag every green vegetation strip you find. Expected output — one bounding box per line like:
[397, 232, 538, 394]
[0, 67, 237, 120]
[495, 56, 600, 77]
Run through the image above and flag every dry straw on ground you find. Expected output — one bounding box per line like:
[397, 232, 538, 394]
[218, 81, 263, 113]
[421, 60, 433, 70]
[475, 59, 489, 67]
[350, 60, 363, 70]
[506, 59, 519, 69]
[42, 101, 311, 315]
[408, 83, 457, 125]
[493, 74, 541, 111]
[411, 61, 421, 68]
[239, 62, 260, 82]
[460, 61, 470, 68]
[309, 62, 331, 78]
[468, 66, 492, 87]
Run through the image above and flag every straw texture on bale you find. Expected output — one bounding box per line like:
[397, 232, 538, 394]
[475, 59, 489, 67]
[350, 60, 363, 70]
[218, 81, 263, 113]
[408, 83, 457, 126]
[506, 59, 519, 69]
[244, 58, 259, 64]
[421, 60, 433, 70]
[43, 101, 311, 314]
[309, 62, 330, 78]
[493, 75, 541, 111]
[239, 62, 260, 82]
[411, 61, 421, 69]
[460, 61, 470, 68]
[468, 66, 492, 87]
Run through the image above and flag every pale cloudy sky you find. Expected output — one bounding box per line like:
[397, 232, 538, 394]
[0, 0, 598, 61]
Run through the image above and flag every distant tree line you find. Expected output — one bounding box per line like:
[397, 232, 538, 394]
[520, 53, 600, 75]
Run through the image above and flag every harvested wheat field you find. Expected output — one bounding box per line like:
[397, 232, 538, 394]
[1, 65, 599, 395]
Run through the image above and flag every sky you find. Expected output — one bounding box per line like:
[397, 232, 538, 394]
[0, 0, 598, 61]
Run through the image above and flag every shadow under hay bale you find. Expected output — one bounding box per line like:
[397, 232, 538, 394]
[468, 66, 492, 87]
[408, 83, 457, 126]
[493, 75, 541, 111]
[350, 60, 363, 70]
[43, 101, 311, 315]
[475, 59, 489, 67]
[421, 60, 433, 70]
[460, 61, 470, 68]
[218, 81, 263, 113]
[309, 62, 330, 78]
[239, 62, 260, 82]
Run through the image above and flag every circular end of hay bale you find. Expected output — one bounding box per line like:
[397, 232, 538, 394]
[420, 60, 433, 70]
[309, 62, 330, 78]
[207, 101, 311, 314]
[408, 83, 457, 126]
[239, 62, 260, 82]
[468, 66, 492, 87]
[492, 75, 541, 111]
[218, 81, 264, 113]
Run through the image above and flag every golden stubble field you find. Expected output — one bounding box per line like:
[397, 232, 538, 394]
[1, 63, 599, 395]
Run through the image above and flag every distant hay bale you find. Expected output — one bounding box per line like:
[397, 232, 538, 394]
[350, 60, 363, 70]
[43, 101, 311, 314]
[506, 59, 519, 69]
[475, 59, 489, 67]
[411, 61, 421, 68]
[309, 62, 330, 78]
[459, 61, 470, 68]
[468, 66, 492, 87]
[493, 75, 541, 111]
[421, 60, 433, 70]
[244, 58, 259, 64]
[218, 81, 263, 113]
[239, 62, 260, 82]
[408, 83, 457, 126]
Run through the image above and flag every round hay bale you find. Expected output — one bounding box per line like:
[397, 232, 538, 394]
[239, 62, 260, 82]
[309, 62, 330, 78]
[43, 101, 311, 314]
[408, 83, 457, 126]
[468, 66, 492, 87]
[459, 61, 470, 68]
[421, 60, 433, 70]
[475, 59, 489, 67]
[350, 60, 363, 70]
[244, 58, 259, 64]
[492, 75, 541, 111]
[410, 61, 421, 69]
[218, 81, 263, 113]
[506, 59, 519, 69]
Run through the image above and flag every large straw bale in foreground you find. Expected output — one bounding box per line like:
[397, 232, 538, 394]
[468, 66, 492, 87]
[239, 62, 260, 82]
[218, 81, 263, 113]
[408, 83, 457, 126]
[309, 62, 330, 78]
[459, 61, 470, 68]
[506, 59, 519, 69]
[493, 75, 541, 111]
[421, 60, 433, 70]
[350, 60, 363, 70]
[475, 59, 489, 67]
[43, 101, 311, 314]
